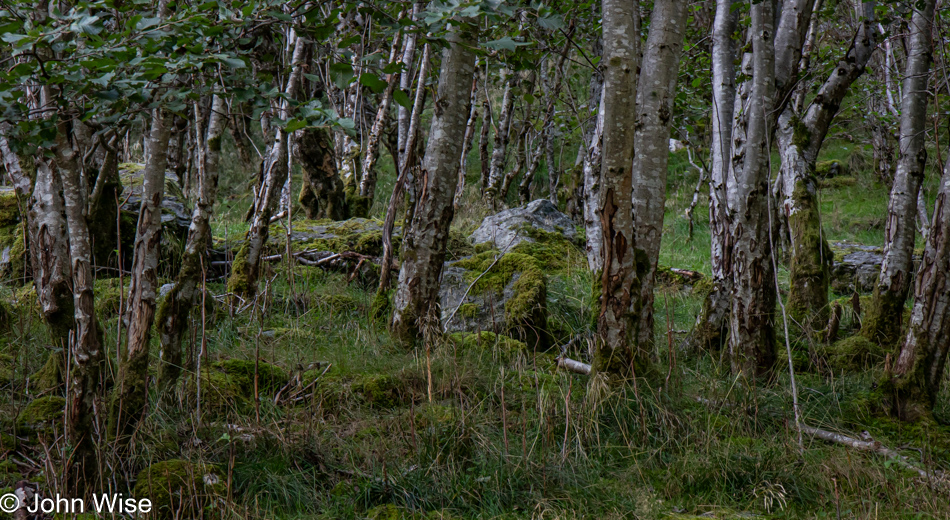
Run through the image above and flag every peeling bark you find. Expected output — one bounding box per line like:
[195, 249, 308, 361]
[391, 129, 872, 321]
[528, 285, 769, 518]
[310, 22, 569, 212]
[157, 95, 228, 396]
[297, 126, 347, 220]
[889, 149, 950, 421]
[391, 26, 476, 342]
[484, 70, 517, 203]
[595, 0, 641, 376]
[862, 0, 935, 347]
[727, 0, 777, 377]
[110, 109, 171, 444]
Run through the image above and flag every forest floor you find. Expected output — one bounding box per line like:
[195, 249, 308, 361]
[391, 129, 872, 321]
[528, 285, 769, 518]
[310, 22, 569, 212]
[2, 138, 950, 519]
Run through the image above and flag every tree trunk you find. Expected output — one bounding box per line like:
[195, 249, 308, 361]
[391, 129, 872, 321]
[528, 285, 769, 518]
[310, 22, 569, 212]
[684, 0, 737, 353]
[357, 36, 402, 206]
[227, 37, 307, 300]
[727, 0, 777, 377]
[595, 0, 641, 376]
[157, 95, 228, 396]
[478, 67, 492, 194]
[297, 126, 347, 220]
[390, 26, 477, 342]
[889, 152, 950, 421]
[55, 121, 102, 493]
[397, 3, 423, 169]
[631, 0, 688, 349]
[109, 109, 171, 444]
[455, 76, 479, 209]
[484, 70, 517, 202]
[780, 2, 876, 326]
[583, 85, 606, 273]
[862, 0, 935, 347]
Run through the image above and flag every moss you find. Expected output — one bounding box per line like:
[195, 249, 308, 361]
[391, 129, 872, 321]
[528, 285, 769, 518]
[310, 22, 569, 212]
[821, 335, 886, 371]
[185, 359, 287, 413]
[133, 459, 225, 520]
[370, 289, 392, 322]
[457, 303, 479, 319]
[0, 223, 27, 281]
[17, 395, 65, 431]
[818, 176, 857, 189]
[353, 373, 403, 408]
[454, 251, 548, 348]
[292, 218, 399, 257]
[815, 160, 849, 178]
[211, 358, 288, 394]
[790, 114, 811, 150]
[860, 287, 907, 347]
[226, 242, 253, 297]
[447, 331, 527, 356]
[787, 178, 832, 326]
[0, 191, 21, 227]
[344, 183, 370, 218]
[30, 353, 64, 392]
[366, 504, 409, 520]
[508, 223, 585, 272]
[95, 278, 128, 319]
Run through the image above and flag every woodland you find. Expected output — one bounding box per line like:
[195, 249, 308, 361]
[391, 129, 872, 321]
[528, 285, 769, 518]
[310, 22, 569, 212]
[1, 0, 950, 518]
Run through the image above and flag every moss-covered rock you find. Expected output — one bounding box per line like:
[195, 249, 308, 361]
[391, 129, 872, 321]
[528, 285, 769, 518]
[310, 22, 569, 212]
[447, 331, 526, 358]
[441, 251, 549, 349]
[17, 395, 65, 433]
[352, 373, 404, 408]
[185, 359, 288, 413]
[820, 335, 886, 371]
[133, 459, 225, 520]
[815, 160, 850, 178]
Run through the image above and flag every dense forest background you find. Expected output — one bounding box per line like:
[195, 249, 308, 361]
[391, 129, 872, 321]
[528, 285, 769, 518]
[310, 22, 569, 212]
[1, 0, 949, 518]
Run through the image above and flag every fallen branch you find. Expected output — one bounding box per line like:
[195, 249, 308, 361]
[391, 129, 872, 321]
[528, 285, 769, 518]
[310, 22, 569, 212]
[799, 423, 938, 480]
[556, 356, 591, 375]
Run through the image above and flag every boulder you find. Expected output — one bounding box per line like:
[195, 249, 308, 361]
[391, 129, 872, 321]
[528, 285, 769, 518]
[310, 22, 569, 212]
[119, 163, 192, 228]
[134, 459, 225, 520]
[827, 241, 919, 295]
[440, 251, 549, 349]
[469, 199, 575, 250]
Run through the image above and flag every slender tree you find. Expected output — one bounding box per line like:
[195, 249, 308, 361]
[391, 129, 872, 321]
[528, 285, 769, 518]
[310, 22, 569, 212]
[631, 0, 688, 349]
[861, 0, 936, 346]
[594, 0, 641, 375]
[889, 147, 950, 421]
[157, 94, 228, 396]
[684, 0, 737, 353]
[390, 25, 477, 342]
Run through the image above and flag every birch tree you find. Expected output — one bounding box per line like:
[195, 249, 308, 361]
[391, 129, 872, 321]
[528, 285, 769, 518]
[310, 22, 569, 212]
[157, 94, 228, 395]
[684, 0, 737, 353]
[778, 1, 877, 325]
[889, 148, 950, 421]
[391, 25, 477, 342]
[631, 0, 688, 349]
[861, 0, 936, 346]
[594, 0, 641, 375]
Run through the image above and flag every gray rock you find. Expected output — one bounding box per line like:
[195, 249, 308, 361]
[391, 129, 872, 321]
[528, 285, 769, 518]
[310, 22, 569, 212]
[470, 199, 575, 250]
[159, 283, 176, 298]
[120, 165, 192, 228]
[440, 264, 510, 335]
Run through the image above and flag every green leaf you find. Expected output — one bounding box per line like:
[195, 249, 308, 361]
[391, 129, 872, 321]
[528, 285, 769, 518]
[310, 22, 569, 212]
[220, 56, 246, 69]
[393, 89, 412, 109]
[329, 62, 354, 89]
[483, 37, 531, 52]
[1, 34, 27, 44]
[359, 73, 387, 93]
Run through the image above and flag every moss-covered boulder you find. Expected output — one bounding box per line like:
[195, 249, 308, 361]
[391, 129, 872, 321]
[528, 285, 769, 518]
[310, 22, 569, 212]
[820, 335, 887, 371]
[133, 459, 225, 520]
[440, 251, 549, 350]
[185, 359, 288, 413]
[816, 160, 850, 178]
[829, 241, 884, 295]
[352, 373, 405, 408]
[469, 199, 576, 251]
[446, 331, 526, 359]
[17, 396, 65, 434]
